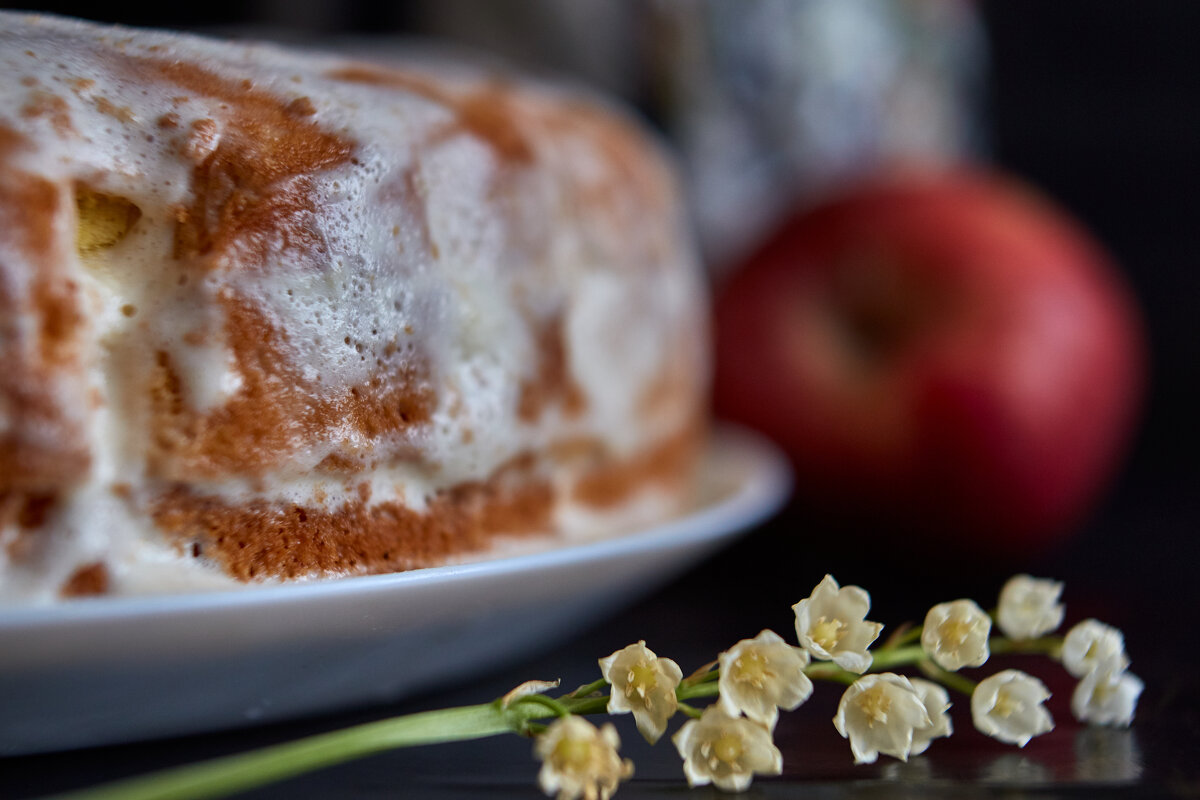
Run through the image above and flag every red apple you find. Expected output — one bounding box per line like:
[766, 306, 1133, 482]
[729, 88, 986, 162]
[713, 167, 1145, 555]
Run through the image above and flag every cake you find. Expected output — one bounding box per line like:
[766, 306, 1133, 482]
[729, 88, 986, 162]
[0, 14, 708, 604]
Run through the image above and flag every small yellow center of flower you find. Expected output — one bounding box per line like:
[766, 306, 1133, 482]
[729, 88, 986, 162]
[992, 689, 1024, 719]
[732, 651, 771, 689]
[811, 616, 847, 652]
[701, 733, 745, 770]
[855, 685, 892, 727]
[1092, 680, 1115, 703]
[938, 618, 974, 648]
[713, 733, 744, 765]
[552, 737, 595, 772]
[625, 661, 659, 705]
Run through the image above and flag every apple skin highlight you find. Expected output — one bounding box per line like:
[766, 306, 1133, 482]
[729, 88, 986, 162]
[712, 168, 1146, 555]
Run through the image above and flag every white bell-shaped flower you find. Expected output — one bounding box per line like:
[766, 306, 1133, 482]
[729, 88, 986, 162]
[908, 677, 953, 756]
[672, 705, 783, 792]
[971, 670, 1054, 747]
[1072, 664, 1144, 727]
[1062, 619, 1130, 678]
[833, 673, 931, 764]
[921, 599, 992, 671]
[718, 629, 813, 730]
[535, 716, 633, 800]
[599, 641, 682, 743]
[997, 574, 1065, 640]
[793, 574, 883, 673]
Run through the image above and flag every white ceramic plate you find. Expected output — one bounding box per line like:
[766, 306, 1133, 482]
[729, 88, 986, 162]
[0, 425, 790, 755]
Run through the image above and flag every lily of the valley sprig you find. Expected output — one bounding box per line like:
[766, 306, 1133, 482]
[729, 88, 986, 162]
[58, 573, 1143, 800]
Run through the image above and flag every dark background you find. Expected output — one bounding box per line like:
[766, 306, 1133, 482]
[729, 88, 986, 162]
[7, 0, 1194, 582]
[987, 1, 1200, 620]
[3, 2, 1199, 797]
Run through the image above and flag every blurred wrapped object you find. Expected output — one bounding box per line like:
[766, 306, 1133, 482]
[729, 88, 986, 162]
[652, 0, 988, 270]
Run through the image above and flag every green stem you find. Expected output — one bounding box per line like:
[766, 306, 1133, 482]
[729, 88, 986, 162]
[800, 645, 929, 686]
[514, 693, 572, 719]
[51, 703, 527, 800]
[566, 678, 609, 698]
[918, 660, 979, 696]
[866, 644, 927, 672]
[676, 681, 720, 702]
[676, 701, 704, 720]
[682, 662, 720, 686]
[805, 663, 858, 685]
[883, 624, 923, 649]
[989, 635, 1063, 659]
[559, 692, 611, 717]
